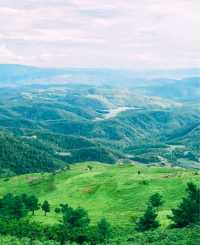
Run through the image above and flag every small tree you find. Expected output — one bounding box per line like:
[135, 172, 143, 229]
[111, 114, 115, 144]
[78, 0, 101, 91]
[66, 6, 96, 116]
[55, 207, 61, 214]
[136, 205, 160, 231]
[95, 218, 112, 244]
[87, 165, 93, 171]
[149, 193, 164, 208]
[41, 200, 50, 216]
[58, 204, 90, 245]
[168, 182, 200, 227]
[26, 195, 40, 215]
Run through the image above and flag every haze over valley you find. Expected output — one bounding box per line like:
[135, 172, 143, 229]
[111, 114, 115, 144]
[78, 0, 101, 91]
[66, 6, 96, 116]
[0, 64, 199, 176]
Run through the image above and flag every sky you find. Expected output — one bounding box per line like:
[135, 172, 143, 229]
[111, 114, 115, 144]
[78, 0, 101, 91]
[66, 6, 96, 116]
[0, 0, 199, 69]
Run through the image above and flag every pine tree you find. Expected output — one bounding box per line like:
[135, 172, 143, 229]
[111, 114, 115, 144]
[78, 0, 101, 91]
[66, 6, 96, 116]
[168, 182, 200, 227]
[95, 218, 112, 244]
[136, 205, 160, 231]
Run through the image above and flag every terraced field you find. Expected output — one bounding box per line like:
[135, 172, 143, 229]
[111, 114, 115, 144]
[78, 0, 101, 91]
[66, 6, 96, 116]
[0, 162, 199, 228]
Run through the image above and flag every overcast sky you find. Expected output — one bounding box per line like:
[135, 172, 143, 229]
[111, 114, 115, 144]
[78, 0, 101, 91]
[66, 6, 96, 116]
[0, 0, 199, 69]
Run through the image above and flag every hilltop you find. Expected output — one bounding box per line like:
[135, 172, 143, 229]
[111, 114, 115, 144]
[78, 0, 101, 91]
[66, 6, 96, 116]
[0, 162, 199, 227]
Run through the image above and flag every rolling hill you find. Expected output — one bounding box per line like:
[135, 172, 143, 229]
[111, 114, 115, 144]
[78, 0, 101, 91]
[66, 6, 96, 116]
[0, 162, 199, 227]
[0, 79, 199, 172]
[0, 65, 200, 244]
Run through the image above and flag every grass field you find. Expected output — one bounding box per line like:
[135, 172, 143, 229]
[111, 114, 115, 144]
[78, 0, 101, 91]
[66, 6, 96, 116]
[0, 162, 199, 228]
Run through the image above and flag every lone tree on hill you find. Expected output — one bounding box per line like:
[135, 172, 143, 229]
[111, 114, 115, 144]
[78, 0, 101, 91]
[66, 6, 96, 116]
[149, 193, 164, 208]
[41, 200, 50, 216]
[95, 218, 112, 244]
[136, 205, 160, 231]
[136, 192, 164, 231]
[26, 195, 40, 215]
[168, 182, 200, 227]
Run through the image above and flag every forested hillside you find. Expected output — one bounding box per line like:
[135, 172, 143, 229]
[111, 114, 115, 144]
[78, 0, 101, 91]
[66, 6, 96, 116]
[0, 70, 200, 174]
[0, 131, 64, 176]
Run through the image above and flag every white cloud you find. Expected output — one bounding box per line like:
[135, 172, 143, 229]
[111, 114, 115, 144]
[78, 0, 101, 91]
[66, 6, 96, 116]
[0, 0, 199, 69]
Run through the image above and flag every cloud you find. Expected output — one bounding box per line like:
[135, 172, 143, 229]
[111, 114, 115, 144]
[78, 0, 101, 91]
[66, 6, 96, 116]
[0, 44, 23, 62]
[0, 0, 199, 69]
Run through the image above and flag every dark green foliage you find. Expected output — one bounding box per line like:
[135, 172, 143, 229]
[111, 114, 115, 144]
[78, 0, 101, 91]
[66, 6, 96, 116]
[58, 204, 90, 244]
[54, 207, 61, 214]
[124, 225, 200, 245]
[0, 132, 60, 175]
[25, 195, 40, 215]
[0, 218, 53, 242]
[41, 200, 50, 216]
[0, 193, 41, 219]
[95, 218, 112, 244]
[135, 192, 163, 231]
[136, 205, 160, 231]
[169, 182, 200, 227]
[149, 193, 164, 208]
[0, 194, 28, 219]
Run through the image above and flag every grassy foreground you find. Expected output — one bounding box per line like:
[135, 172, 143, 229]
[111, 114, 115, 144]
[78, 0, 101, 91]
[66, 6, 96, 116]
[0, 162, 199, 228]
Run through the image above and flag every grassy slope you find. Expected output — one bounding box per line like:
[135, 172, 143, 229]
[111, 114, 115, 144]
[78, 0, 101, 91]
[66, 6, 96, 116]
[0, 162, 199, 228]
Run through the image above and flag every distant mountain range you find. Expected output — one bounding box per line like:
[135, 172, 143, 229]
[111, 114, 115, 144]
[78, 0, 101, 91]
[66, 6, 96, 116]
[0, 68, 199, 175]
[0, 64, 200, 86]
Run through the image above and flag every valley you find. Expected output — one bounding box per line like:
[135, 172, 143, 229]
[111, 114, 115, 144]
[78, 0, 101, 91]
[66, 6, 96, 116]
[0, 67, 199, 176]
[1, 0, 200, 243]
[0, 65, 199, 244]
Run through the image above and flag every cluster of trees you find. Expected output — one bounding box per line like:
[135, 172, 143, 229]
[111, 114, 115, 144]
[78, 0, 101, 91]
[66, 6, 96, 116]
[136, 182, 200, 231]
[0, 194, 111, 244]
[55, 204, 111, 245]
[0, 193, 50, 218]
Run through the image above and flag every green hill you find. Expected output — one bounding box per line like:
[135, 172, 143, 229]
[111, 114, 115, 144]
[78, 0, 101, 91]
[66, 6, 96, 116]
[0, 131, 64, 176]
[0, 162, 199, 227]
[0, 82, 199, 169]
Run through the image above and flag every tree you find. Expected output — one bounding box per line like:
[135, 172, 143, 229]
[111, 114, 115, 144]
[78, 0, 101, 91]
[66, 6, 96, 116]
[26, 195, 40, 215]
[0, 193, 28, 219]
[55, 207, 61, 214]
[58, 204, 90, 245]
[41, 200, 50, 216]
[149, 193, 164, 208]
[12, 196, 28, 219]
[95, 218, 112, 244]
[136, 205, 160, 231]
[87, 165, 93, 171]
[168, 182, 200, 227]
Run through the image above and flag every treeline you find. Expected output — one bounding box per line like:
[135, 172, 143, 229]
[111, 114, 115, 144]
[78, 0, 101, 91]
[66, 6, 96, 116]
[0, 194, 111, 245]
[0, 182, 199, 244]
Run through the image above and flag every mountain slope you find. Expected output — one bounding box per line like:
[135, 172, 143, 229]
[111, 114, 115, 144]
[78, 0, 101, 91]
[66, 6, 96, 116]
[0, 162, 199, 227]
[0, 131, 64, 176]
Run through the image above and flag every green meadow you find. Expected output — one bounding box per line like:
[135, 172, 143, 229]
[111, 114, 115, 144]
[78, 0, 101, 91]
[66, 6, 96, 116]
[0, 162, 199, 229]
